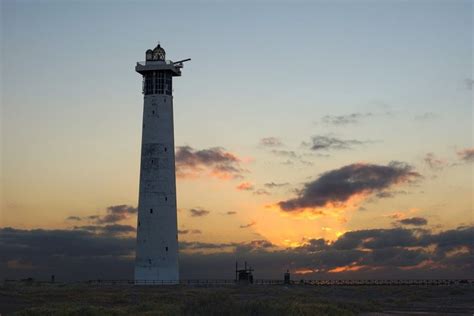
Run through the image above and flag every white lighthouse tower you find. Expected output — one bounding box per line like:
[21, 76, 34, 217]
[134, 44, 189, 284]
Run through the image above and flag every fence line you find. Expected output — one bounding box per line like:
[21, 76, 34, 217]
[5, 278, 474, 287]
[91, 279, 474, 286]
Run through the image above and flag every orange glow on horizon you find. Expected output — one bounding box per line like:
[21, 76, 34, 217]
[328, 264, 367, 273]
[294, 268, 317, 275]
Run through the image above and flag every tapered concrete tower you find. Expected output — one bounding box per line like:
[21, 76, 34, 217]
[134, 44, 190, 284]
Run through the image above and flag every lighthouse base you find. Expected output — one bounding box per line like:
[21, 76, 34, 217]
[134, 266, 179, 285]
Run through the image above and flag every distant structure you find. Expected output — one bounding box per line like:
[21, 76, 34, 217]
[235, 261, 254, 284]
[134, 44, 190, 284]
[284, 269, 290, 285]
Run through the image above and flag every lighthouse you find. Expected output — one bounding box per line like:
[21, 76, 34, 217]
[134, 44, 190, 284]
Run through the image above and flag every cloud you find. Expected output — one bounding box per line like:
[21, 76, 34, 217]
[423, 153, 447, 170]
[189, 208, 210, 217]
[235, 240, 275, 253]
[226, 211, 237, 215]
[0, 226, 135, 281]
[332, 228, 424, 250]
[74, 224, 136, 235]
[175, 146, 246, 179]
[373, 190, 407, 200]
[239, 221, 256, 229]
[1, 226, 473, 280]
[268, 149, 316, 166]
[179, 239, 274, 253]
[0, 227, 135, 258]
[295, 238, 329, 252]
[321, 113, 373, 125]
[305, 136, 369, 151]
[66, 205, 137, 225]
[96, 205, 137, 224]
[427, 226, 474, 250]
[457, 148, 474, 163]
[253, 189, 271, 196]
[264, 182, 289, 189]
[270, 150, 299, 158]
[66, 216, 82, 221]
[397, 217, 428, 226]
[269, 150, 314, 166]
[236, 182, 254, 191]
[178, 229, 202, 235]
[259, 137, 283, 147]
[387, 210, 413, 220]
[278, 162, 421, 213]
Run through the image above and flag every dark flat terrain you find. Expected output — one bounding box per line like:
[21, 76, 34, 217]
[1, 282, 473, 315]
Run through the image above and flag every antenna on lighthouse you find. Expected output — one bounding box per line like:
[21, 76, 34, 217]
[173, 58, 191, 68]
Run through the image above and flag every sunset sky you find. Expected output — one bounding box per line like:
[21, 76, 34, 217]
[1, 0, 473, 280]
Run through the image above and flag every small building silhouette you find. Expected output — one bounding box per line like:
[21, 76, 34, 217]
[235, 261, 254, 284]
[284, 269, 291, 284]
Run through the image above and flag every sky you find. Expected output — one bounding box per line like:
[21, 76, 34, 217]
[1, 0, 473, 281]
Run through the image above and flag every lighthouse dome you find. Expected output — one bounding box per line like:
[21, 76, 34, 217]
[151, 44, 166, 61]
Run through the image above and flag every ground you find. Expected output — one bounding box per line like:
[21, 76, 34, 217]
[1, 282, 473, 315]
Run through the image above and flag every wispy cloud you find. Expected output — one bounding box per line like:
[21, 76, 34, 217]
[73, 224, 135, 236]
[321, 112, 373, 126]
[253, 189, 271, 196]
[178, 229, 202, 235]
[66, 205, 137, 224]
[259, 137, 283, 147]
[240, 221, 256, 229]
[268, 150, 315, 166]
[457, 147, 474, 163]
[264, 182, 290, 189]
[189, 208, 210, 217]
[423, 153, 447, 171]
[270, 150, 299, 158]
[396, 217, 428, 226]
[373, 190, 407, 200]
[236, 182, 254, 191]
[304, 136, 371, 151]
[66, 216, 82, 221]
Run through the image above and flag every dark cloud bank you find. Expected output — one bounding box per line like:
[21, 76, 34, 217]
[1, 225, 472, 281]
